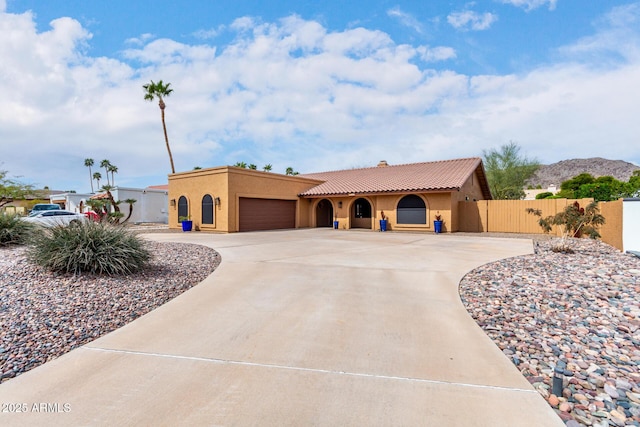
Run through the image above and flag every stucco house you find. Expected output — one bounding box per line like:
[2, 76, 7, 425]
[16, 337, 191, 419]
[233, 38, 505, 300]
[168, 157, 492, 233]
[50, 186, 169, 224]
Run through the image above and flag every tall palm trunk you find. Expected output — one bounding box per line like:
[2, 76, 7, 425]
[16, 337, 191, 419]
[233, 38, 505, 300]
[88, 167, 94, 193]
[159, 99, 176, 174]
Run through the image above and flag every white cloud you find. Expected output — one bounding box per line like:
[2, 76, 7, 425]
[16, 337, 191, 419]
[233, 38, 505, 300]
[559, 3, 640, 63]
[192, 27, 221, 40]
[498, 0, 557, 12]
[448, 10, 498, 31]
[387, 6, 424, 34]
[125, 33, 155, 46]
[0, 8, 638, 191]
[418, 46, 456, 62]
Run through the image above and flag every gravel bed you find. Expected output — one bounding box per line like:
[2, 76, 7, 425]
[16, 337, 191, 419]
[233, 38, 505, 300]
[0, 241, 220, 384]
[460, 238, 640, 427]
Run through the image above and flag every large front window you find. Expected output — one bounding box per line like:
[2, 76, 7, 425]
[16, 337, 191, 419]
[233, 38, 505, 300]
[177, 196, 188, 222]
[397, 195, 426, 224]
[202, 195, 214, 224]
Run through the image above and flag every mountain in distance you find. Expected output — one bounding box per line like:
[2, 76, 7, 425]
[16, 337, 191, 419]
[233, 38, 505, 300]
[526, 157, 640, 188]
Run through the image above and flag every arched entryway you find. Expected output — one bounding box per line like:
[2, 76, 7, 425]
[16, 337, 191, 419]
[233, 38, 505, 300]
[315, 199, 333, 227]
[351, 198, 372, 229]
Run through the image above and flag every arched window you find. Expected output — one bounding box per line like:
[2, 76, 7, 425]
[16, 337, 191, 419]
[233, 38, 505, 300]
[397, 195, 426, 224]
[202, 194, 214, 224]
[177, 196, 188, 223]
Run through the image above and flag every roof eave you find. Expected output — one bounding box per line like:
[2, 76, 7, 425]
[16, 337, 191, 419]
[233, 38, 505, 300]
[299, 188, 462, 198]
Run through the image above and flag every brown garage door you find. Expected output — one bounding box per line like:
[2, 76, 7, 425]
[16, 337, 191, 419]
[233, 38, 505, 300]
[239, 198, 296, 232]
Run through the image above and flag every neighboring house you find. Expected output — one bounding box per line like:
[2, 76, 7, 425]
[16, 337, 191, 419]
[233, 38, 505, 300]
[51, 186, 169, 224]
[1, 189, 66, 215]
[524, 185, 558, 200]
[168, 157, 492, 233]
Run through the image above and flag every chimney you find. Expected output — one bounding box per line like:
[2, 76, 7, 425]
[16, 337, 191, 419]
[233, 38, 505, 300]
[377, 160, 388, 167]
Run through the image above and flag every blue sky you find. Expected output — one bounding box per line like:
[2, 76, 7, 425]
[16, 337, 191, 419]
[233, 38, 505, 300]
[1, 0, 639, 191]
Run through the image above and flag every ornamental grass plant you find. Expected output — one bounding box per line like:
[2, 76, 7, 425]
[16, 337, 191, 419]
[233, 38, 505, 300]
[28, 220, 151, 275]
[0, 213, 34, 246]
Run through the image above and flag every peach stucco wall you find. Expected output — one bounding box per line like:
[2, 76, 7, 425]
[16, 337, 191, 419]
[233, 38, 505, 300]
[307, 192, 454, 232]
[169, 167, 484, 233]
[168, 167, 322, 232]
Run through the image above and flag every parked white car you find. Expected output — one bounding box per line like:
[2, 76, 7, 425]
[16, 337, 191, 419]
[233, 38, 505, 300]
[23, 210, 88, 227]
[28, 203, 62, 216]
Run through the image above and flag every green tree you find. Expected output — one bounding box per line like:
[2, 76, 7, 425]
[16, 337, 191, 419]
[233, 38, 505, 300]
[143, 80, 176, 174]
[100, 159, 112, 186]
[576, 183, 614, 201]
[234, 162, 247, 168]
[121, 198, 137, 223]
[84, 158, 95, 193]
[558, 172, 596, 198]
[248, 164, 257, 170]
[93, 172, 102, 190]
[482, 142, 539, 199]
[285, 167, 299, 176]
[561, 173, 595, 190]
[108, 164, 118, 187]
[263, 164, 272, 172]
[560, 174, 631, 201]
[0, 170, 37, 208]
[629, 170, 640, 197]
[535, 192, 554, 200]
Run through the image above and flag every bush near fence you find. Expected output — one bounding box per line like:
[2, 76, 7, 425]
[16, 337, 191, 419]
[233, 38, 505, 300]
[458, 198, 623, 250]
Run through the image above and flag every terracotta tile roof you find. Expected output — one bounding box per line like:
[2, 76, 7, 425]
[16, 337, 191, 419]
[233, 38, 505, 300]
[90, 192, 111, 200]
[298, 157, 491, 198]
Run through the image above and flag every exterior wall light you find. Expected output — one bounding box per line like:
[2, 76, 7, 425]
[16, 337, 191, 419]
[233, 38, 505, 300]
[170, 199, 176, 207]
[214, 197, 221, 206]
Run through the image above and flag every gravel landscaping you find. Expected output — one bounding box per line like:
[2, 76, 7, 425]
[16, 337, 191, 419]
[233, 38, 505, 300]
[0, 240, 220, 384]
[460, 238, 640, 427]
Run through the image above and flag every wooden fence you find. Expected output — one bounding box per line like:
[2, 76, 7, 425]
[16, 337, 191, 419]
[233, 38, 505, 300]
[458, 198, 623, 250]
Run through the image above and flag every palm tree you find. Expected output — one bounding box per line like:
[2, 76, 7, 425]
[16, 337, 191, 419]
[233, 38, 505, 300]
[84, 158, 95, 193]
[100, 159, 111, 186]
[248, 164, 257, 170]
[108, 164, 118, 187]
[263, 164, 272, 172]
[93, 172, 102, 189]
[122, 198, 137, 223]
[285, 167, 299, 176]
[234, 162, 247, 168]
[143, 80, 176, 174]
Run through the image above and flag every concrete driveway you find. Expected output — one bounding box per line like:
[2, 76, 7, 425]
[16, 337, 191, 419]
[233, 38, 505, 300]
[0, 229, 563, 426]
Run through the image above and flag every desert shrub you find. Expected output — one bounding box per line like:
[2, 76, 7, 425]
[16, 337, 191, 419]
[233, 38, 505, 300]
[526, 201, 605, 253]
[0, 213, 34, 246]
[28, 221, 150, 275]
[535, 192, 554, 199]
